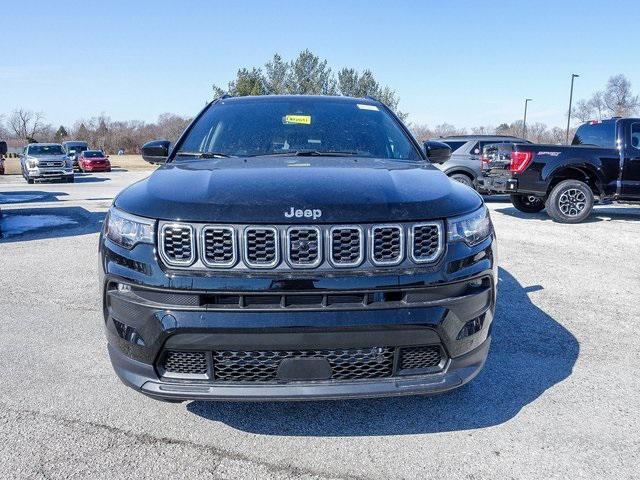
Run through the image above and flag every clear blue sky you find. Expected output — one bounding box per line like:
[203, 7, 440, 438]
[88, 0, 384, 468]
[2, 0, 638, 129]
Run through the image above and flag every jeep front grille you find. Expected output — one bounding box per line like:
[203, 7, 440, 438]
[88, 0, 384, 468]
[410, 223, 443, 263]
[371, 225, 403, 265]
[159, 224, 195, 266]
[329, 226, 363, 267]
[201, 226, 236, 267]
[244, 227, 279, 268]
[157, 221, 444, 271]
[286, 227, 321, 268]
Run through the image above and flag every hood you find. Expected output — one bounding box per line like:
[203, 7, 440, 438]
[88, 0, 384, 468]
[115, 157, 482, 223]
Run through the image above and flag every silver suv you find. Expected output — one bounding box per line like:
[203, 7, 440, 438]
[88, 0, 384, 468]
[20, 143, 74, 184]
[431, 135, 530, 191]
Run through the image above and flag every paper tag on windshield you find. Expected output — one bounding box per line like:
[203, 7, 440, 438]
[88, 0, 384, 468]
[284, 114, 311, 125]
[357, 104, 379, 111]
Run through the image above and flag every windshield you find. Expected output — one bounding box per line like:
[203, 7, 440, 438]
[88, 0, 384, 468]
[176, 98, 421, 160]
[28, 145, 65, 156]
[83, 150, 104, 158]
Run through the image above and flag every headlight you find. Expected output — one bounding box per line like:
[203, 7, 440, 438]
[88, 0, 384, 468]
[28, 159, 39, 168]
[106, 207, 154, 249]
[447, 206, 492, 246]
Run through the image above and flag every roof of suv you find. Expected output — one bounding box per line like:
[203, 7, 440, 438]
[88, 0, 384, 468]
[218, 94, 381, 106]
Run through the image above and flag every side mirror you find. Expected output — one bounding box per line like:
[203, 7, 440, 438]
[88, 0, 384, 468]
[0, 141, 7, 156]
[141, 140, 170, 164]
[423, 140, 452, 164]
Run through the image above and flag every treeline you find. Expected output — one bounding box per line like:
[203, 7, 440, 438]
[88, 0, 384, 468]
[409, 120, 571, 144]
[0, 111, 191, 154]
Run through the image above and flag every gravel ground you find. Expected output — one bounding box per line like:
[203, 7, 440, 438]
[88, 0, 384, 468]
[0, 172, 639, 479]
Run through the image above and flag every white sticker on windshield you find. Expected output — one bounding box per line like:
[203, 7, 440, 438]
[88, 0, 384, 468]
[357, 104, 379, 111]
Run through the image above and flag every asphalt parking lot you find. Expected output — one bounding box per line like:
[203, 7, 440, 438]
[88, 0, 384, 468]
[1, 171, 638, 479]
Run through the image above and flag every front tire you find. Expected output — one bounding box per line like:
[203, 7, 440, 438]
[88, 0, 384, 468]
[510, 194, 545, 213]
[546, 180, 594, 223]
[449, 173, 475, 189]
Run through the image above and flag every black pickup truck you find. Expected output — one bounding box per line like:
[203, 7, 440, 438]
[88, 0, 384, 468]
[479, 118, 640, 222]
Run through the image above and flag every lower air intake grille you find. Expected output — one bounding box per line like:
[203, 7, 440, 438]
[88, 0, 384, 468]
[212, 347, 394, 382]
[160, 224, 195, 265]
[245, 227, 278, 267]
[410, 223, 442, 263]
[398, 345, 442, 371]
[162, 351, 208, 375]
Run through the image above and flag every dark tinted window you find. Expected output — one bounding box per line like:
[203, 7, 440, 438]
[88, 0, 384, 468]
[178, 98, 420, 160]
[631, 123, 640, 149]
[28, 145, 64, 155]
[442, 141, 466, 152]
[467, 142, 480, 155]
[572, 122, 617, 148]
[83, 150, 104, 158]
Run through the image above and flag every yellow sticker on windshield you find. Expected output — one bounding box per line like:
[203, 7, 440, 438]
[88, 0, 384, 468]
[284, 114, 311, 125]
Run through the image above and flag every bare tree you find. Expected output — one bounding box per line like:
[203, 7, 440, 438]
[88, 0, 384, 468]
[434, 123, 467, 138]
[471, 125, 495, 135]
[7, 109, 49, 142]
[0, 114, 8, 139]
[155, 113, 191, 143]
[603, 74, 640, 117]
[573, 75, 638, 122]
[408, 123, 435, 142]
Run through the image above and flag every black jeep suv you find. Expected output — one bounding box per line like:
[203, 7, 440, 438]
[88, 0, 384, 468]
[100, 95, 497, 402]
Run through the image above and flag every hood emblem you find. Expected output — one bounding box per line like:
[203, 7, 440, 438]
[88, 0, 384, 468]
[284, 207, 322, 220]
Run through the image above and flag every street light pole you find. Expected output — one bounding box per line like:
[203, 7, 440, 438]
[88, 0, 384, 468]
[523, 98, 532, 139]
[566, 74, 579, 144]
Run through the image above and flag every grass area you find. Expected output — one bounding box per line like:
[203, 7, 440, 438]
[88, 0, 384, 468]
[1, 155, 156, 175]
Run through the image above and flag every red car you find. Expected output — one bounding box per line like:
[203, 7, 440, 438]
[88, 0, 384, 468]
[78, 150, 111, 172]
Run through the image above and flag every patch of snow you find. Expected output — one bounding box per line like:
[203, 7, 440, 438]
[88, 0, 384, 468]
[0, 215, 78, 236]
[0, 193, 49, 204]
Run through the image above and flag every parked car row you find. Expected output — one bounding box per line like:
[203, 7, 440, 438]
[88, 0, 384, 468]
[17, 142, 110, 184]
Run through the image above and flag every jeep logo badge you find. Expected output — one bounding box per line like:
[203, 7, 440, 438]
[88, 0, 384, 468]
[284, 207, 322, 220]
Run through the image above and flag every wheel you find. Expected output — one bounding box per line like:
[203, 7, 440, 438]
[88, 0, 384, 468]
[449, 173, 475, 189]
[27, 176, 34, 184]
[510, 194, 545, 213]
[545, 180, 594, 223]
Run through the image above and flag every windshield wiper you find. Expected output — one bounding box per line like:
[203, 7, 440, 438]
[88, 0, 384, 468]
[176, 151, 234, 158]
[249, 150, 360, 157]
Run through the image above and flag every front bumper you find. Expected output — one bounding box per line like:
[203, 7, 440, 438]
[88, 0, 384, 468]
[101, 232, 497, 401]
[82, 162, 111, 171]
[28, 167, 74, 179]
